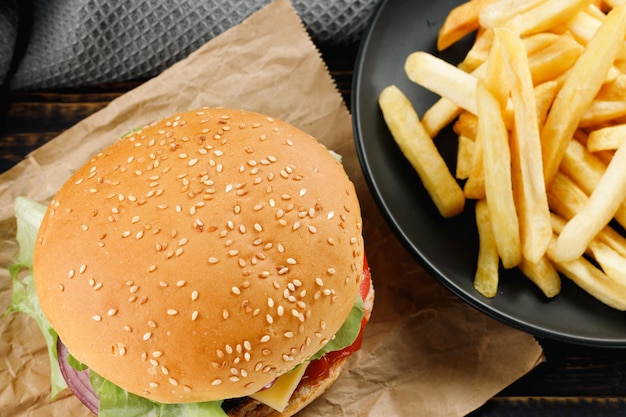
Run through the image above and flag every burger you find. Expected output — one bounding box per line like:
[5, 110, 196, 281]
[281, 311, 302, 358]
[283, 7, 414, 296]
[9, 107, 374, 416]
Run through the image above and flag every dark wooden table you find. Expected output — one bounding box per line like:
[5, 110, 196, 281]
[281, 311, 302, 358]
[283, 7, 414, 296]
[2, 41, 626, 417]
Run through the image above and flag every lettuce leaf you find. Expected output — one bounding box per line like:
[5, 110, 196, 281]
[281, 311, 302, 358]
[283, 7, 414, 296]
[5, 197, 68, 399]
[309, 296, 364, 361]
[90, 372, 228, 417]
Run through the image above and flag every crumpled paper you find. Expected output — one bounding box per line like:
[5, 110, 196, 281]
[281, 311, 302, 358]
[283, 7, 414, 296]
[0, 0, 544, 416]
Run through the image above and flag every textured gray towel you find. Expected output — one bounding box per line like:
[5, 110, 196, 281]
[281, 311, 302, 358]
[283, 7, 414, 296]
[0, 0, 19, 87]
[4, 0, 378, 90]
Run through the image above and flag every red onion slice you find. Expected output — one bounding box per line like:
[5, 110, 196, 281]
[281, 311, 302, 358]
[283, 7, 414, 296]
[57, 338, 99, 414]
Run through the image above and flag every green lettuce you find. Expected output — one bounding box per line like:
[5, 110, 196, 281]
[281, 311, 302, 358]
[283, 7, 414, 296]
[90, 372, 227, 417]
[5, 197, 67, 399]
[309, 297, 364, 361]
[6, 196, 364, 415]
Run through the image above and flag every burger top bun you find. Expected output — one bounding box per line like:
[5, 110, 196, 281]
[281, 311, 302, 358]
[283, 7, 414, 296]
[33, 107, 364, 404]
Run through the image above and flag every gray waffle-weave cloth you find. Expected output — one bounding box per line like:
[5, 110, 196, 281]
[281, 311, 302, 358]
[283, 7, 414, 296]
[1, 0, 378, 90]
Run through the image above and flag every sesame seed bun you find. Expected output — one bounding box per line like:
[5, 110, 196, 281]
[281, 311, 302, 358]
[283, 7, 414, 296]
[33, 107, 365, 404]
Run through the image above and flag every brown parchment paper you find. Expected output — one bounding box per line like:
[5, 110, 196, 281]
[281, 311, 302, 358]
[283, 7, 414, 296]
[0, 1, 544, 416]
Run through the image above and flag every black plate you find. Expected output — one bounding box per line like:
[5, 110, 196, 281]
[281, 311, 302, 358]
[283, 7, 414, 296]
[352, 0, 626, 347]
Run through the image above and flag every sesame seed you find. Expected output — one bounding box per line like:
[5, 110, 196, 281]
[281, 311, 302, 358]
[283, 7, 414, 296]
[92, 315, 102, 322]
[191, 290, 199, 301]
[212, 379, 222, 386]
[169, 378, 179, 386]
[208, 257, 220, 264]
[232, 286, 241, 295]
[167, 309, 178, 316]
[191, 311, 199, 321]
[260, 335, 270, 343]
[143, 332, 152, 341]
[108, 309, 118, 316]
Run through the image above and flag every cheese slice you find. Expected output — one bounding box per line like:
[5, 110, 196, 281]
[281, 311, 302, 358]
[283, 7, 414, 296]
[249, 362, 309, 412]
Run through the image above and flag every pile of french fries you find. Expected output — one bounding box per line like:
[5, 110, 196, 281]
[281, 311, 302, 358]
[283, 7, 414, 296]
[379, 0, 626, 310]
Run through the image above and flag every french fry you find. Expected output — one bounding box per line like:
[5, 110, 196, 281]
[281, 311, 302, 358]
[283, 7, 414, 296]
[534, 81, 558, 127]
[579, 100, 626, 127]
[560, 138, 626, 229]
[527, 33, 584, 85]
[553, 136, 626, 261]
[437, 0, 499, 51]
[473, 199, 500, 298]
[453, 111, 479, 140]
[596, 73, 626, 101]
[587, 123, 626, 151]
[459, 28, 494, 72]
[549, 204, 626, 258]
[421, 63, 490, 137]
[479, 0, 548, 29]
[476, 81, 521, 268]
[547, 233, 626, 310]
[566, 5, 626, 60]
[588, 239, 626, 286]
[483, 32, 509, 107]
[505, 0, 592, 36]
[421, 97, 463, 138]
[378, 85, 465, 218]
[456, 135, 475, 180]
[463, 132, 486, 200]
[497, 27, 552, 263]
[518, 255, 561, 298]
[405, 52, 479, 115]
[541, 4, 626, 185]
[521, 32, 562, 55]
[605, 0, 626, 8]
